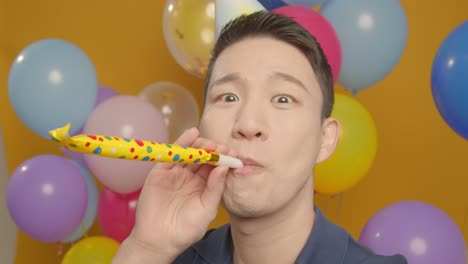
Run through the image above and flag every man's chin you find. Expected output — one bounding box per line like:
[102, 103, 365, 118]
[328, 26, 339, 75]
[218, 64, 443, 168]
[221, 196, 270, 220]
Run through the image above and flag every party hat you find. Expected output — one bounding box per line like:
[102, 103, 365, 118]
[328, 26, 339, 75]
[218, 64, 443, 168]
[215, 0, 266, 37]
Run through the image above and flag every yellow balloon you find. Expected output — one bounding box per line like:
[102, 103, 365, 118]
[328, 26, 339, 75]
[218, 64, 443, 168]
[163, 0, 215, 78]
[314, 93, 377, 195]
[62, 236, 119, 264]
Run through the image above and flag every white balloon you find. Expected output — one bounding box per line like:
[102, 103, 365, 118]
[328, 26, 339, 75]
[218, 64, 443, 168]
[139, 81, 200, 142]
[215, 0, 266, 37]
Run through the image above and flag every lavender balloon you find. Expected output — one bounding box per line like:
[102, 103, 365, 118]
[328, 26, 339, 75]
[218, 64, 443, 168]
[96, 85, 119, 105]
[71, 85, 118, 136]
[62, 161, 98, 243]
[359, 201, 466, 264]
[64, 85, 118, 167]
[6, 155, 88, 242]
[62, 146, 88, 167]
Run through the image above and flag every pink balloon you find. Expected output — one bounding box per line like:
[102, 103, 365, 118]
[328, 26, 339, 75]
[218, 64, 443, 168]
[273, 6, 342, 82]
[97, 187, 140, 243]
[83, 95, 169, 194]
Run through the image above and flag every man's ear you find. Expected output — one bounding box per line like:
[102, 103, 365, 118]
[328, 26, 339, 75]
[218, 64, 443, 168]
[316, 117, 341, 164]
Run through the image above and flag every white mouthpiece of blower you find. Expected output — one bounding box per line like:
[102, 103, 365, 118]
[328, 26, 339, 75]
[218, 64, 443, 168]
[216, 154, 244, 169]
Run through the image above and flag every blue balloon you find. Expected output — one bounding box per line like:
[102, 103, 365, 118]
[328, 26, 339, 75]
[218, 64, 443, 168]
[8, 39, 98, 138]
[62, 161, 99, 243]
[320, 0, 408, 93]
[282, 0, 327, 7]
[431, 21, 468, 140]
[258, 0, 287, 10]
[258, 0, 326, 9]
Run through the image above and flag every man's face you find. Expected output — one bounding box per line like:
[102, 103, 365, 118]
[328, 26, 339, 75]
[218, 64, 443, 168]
[199, 37, 329, 217]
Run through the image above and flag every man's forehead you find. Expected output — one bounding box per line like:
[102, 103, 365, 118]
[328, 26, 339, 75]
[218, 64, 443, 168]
[208, 71, 312, 95]
[206, 37, 321, 95]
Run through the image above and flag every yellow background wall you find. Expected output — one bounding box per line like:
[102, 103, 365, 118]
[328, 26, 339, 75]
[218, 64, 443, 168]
[0, 0, 467, 263]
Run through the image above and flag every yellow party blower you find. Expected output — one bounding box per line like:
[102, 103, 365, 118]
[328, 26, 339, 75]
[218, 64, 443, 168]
[49, 123, 243, 169]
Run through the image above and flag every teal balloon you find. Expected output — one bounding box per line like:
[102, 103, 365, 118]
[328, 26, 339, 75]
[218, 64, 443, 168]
[8, 39, 98, 138]
[62, 161, 98, 243]
[320, 0, 408, 92]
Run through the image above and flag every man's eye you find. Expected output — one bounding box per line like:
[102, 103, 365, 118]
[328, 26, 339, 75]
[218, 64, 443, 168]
[220, 94, 239, 102]
[272, 95, 293, 104]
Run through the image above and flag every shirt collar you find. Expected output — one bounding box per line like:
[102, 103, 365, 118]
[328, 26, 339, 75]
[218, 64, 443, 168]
[193, 207, 349, 264]
[294, 207, 348, 264]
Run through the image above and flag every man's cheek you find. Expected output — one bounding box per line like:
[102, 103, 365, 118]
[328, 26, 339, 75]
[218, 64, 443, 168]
[199, 113, 227, 138]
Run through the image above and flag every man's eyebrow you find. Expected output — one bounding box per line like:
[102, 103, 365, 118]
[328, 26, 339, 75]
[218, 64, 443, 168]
[208, 72, 242, 90]
[270, 71, 310, 94]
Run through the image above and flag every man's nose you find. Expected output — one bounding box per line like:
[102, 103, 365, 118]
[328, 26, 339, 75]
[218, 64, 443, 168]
[231, 101, 269, 141]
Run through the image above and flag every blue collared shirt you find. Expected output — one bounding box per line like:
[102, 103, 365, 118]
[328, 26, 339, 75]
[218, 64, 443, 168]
[173, 207, 407, 264]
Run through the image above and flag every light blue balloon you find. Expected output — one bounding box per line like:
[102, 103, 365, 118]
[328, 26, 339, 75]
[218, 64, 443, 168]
[320, 0, 408, 93]
[62, 161, 98, 243]
[8, 39, 98, 138]
[283, 0, 327, 7]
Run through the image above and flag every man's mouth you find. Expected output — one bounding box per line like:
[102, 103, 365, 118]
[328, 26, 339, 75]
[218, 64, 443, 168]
[232, 156, 265, 176]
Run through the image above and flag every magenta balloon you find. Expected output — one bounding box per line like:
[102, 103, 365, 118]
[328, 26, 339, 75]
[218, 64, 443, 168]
[273, 6, 342, 82]
[359, 201, 466, 264]
[83, 95, 169, 194]
[6, 155, 88, 242]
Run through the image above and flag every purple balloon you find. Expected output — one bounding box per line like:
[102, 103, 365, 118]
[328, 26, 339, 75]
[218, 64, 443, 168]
[96, 85, 118, 106]
[6, 155, 88, 242]
[71, 85, 118, 136]
[62, 146, 88, 168]
[359, 201, 466, 264]
[65, 85, 118, 165]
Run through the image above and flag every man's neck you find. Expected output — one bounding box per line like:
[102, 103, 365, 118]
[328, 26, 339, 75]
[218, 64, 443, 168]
[229, 178, 315, 264]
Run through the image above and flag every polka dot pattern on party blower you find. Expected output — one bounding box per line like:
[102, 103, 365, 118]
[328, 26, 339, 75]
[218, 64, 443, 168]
[49, 123, 243, 169]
